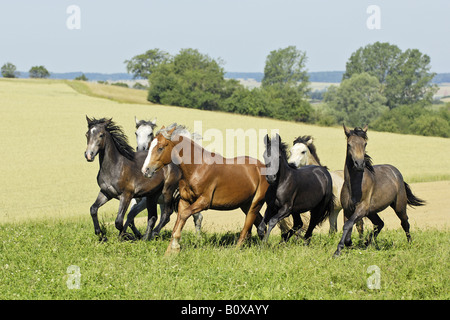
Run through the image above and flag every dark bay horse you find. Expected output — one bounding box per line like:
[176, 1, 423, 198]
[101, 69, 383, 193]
[258, 134, 335, 243]
[141, 124, 269, 254]
[333, 125, 425, 257]
[84, 116, 170, 241]
[125, 118, 203, 240]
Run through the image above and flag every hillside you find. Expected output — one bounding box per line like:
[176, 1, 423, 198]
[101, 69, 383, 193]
[0, 78, 449, 225]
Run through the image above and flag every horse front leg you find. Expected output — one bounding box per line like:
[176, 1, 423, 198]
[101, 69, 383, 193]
[166, 197, 208, 255]
[123, 197, 147, 239]
[90, 191, 111, 241]
[115, 193, 133, 239]
[262, 204, 291, 243]
[334, 207, 366, 257]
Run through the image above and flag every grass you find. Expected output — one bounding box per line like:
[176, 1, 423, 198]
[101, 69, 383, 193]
[0, 217, 448, 300]
[0, 78, 448, 301]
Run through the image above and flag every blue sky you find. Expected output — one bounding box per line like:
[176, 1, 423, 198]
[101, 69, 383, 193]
[1, 0, 449, 73]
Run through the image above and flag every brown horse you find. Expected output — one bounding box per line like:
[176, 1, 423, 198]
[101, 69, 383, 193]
[333, 125, 425, 257]
[141, 124, 269, 254]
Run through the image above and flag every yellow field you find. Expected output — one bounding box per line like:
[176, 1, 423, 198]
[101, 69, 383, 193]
[0, 78, 449, 226]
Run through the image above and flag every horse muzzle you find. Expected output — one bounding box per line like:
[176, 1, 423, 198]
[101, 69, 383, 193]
[142, 166, 156, 178]
[85, 151, 95, 162]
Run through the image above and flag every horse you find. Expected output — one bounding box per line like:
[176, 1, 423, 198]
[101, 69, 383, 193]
[125, 118, 203, 240]
[333, 125, 425, 257]
[84, 116, 169, 241]
[141, 124, 269, 254]
[258, 134, 335, 243]
[288, 135, 364, 236]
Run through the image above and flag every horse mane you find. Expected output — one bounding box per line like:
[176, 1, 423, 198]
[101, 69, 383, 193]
[293, 135, 322, 166]
[156, 123, 202, 141]
[347, 127, 374, 173]
[135, 119, 157, 129]
[271, 135, 297, 169]
[89, 118, 135, 161]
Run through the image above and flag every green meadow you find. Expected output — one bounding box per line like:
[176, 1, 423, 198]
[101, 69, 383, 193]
[0, 78, 449, 300]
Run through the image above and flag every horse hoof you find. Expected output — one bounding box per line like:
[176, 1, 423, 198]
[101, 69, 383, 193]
[333, 251, 341, 258]
[119, 232, 136, 241]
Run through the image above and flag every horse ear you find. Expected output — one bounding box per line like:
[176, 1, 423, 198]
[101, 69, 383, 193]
[105, 118, 112, 126]
[343, 124, 351, 137]
[306, 137, 313, 146]
[151, 117, 157, 126]
[362, 124, 368, 133]
[167, 126, 176, 135]
[264, 134, 269, 146]
[135, 116, 139, 126]
[86, 115, 92, 125]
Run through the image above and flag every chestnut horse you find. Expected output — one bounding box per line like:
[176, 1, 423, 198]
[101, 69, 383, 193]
[141, 124, 269, 254]
[333, 125, 425, 257]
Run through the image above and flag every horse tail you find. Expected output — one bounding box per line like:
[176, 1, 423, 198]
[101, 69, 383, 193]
[404, 182, 426, 207]
[320, 193, 336, 225]
[172, 188, 181, 213]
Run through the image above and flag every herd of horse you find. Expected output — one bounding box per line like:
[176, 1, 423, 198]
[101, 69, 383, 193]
[84, 116, 425, 257]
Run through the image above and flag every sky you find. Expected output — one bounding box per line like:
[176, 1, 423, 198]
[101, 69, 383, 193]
[1, 0, 449, 74]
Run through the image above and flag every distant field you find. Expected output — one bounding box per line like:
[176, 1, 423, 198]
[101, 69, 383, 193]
[0, 78, 449, 301]
[0, 78, 449, 225]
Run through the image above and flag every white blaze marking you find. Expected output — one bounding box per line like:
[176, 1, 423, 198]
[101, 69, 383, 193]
[142, 138, 157, 173]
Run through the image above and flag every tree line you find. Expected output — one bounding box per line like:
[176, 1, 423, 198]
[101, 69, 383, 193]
[125, 42, 449, 137]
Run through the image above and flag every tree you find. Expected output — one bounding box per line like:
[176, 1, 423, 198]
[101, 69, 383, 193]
[343, 42, 437, 108]
[325, 73, 388, 127]
[74, 73, 88, 81]
[125, 49, 171, 79]
[29, 66, 50, 78]
[261, 46, 312, 121]
[262, 45, 310, 95]
[148, 48, 233, 110]
[1, 62, 19, 78]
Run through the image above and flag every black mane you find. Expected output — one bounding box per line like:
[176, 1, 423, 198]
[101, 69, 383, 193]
[293, 135, 322, 166]
[89, 117, 135, 161]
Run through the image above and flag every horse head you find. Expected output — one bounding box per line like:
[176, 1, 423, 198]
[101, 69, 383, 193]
[344, 124, 368, 172]
[141, 125, 176, 178]
[135, 116, 157, 151]
[85, 116, 111, 162]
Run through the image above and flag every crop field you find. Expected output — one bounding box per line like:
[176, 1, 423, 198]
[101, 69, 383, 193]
[0, 78, 449, 300]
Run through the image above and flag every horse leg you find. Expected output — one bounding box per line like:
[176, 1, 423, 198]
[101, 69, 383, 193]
[192, 213, 203, 234]
[123, 197, 147, 239]
[392, 204, 411, 243]
[115, 193, 133, 239]
[142, 195, 158, 240]
[90, 191, 111, 241]
[334, 208, 365, 257]
[328, 208, 340, 234]
[286, 211, 303, 242]
[150, 195, 171, 240]
[366, 212, 384, 246]
[166, 197, 208, 255]
[262, 204, 291, 243]
[237, 197, 265, 247]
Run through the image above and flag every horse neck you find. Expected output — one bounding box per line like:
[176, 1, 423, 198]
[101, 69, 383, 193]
[99, 133, 120, 171]
[172, 136, 200, 179]
[278, 152, 291, 181]
[307, 151, 321, 166]
[344, 153, 364, 203]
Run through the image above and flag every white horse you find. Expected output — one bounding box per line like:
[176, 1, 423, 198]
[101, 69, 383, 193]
[288, 136, 364, 235]
[127, 117, 203, 239]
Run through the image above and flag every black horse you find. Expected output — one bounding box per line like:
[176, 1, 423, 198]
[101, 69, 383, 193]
[84, 116, 171, 241]
[258, 134, 335, 243]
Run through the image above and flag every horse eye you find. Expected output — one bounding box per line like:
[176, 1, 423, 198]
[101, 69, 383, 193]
[99, 133, 105, 138]
[301, 151, 307, 154]
[158, 147, 164, 152]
